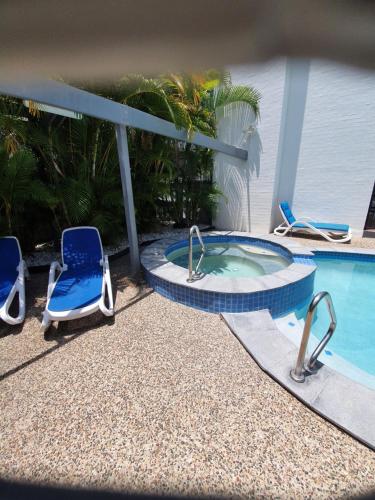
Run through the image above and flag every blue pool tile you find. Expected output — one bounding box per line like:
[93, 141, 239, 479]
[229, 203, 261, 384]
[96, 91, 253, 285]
[144, 234, 321, 316]
[144, 267, 315, 317]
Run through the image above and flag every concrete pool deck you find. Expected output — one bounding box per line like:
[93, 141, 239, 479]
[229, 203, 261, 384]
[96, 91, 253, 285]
[1, 237, 375, 498]
[222, 309, 375, 450]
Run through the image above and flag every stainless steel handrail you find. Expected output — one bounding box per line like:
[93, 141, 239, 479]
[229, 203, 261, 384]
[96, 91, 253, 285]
[187, 225, 206, 282]
[290, 291, 337, 383]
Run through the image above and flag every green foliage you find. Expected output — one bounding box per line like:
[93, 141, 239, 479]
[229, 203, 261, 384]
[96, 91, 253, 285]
[0, 72, 260, 249]
[0, 146, 57, 247]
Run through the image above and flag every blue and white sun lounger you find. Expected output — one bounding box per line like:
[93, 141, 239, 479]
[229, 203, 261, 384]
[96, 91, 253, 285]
[41, 227, 114, 332]
[274, 201, 352, 243]
[0, 237, 28, 325]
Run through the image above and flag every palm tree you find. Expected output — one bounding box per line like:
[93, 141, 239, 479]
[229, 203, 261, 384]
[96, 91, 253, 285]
[78, 71, 261, 230]
[111, 72, 260, 227]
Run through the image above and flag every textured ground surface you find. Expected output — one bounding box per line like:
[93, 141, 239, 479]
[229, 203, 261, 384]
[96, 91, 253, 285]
[1, 237, 375, 499]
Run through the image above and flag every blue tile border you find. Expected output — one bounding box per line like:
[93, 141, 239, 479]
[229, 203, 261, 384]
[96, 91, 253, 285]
[312, 250, 375, 262]
[293, 250, 375, 265]
[141, 233, 316, 316]
[144, 267, 315, 316]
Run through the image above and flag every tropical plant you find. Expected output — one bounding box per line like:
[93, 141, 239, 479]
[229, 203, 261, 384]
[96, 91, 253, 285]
[0, 96, 28, 155]
[28, 114, 124, 243]
[0, 147, 57, 247]
[0, 71, 260, 248]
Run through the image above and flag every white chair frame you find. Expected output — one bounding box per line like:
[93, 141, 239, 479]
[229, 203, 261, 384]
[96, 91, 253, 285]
[0, 237, 29, 325]
[41, 227, 114, 332]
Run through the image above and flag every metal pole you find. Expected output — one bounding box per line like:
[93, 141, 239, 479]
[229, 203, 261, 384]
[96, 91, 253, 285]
[187, 225, 205, 282]
[290, 291, 336, 383]
[188, 231, 194, 282]
[115, 124, 140, 275]
[290, 306, 314, 383]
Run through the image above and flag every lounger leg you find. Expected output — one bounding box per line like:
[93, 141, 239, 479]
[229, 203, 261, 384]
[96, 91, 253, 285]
[274, 224, 291, 237]
[40, 311, 52, 333]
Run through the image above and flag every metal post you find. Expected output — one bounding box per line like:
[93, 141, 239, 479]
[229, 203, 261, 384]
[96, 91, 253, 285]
[115, 124, 140, 274]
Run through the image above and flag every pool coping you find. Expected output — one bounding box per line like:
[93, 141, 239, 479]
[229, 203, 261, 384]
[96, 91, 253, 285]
[140, 231, 316, 295]
[221, 309, 375, 451]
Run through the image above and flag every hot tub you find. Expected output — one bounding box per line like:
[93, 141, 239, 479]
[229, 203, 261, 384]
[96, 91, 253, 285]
[141, 232, 316, 315]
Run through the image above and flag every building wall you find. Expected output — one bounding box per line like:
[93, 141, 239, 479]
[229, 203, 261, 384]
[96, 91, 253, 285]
[214, 59, 286, 233]
[292, 60, 375, 235]
[214, 59, 375, 236]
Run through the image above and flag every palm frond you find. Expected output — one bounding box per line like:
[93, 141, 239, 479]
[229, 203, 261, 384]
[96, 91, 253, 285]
[213, 85, 261, 117]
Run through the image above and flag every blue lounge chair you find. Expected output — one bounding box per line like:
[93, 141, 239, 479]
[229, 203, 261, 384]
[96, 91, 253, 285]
[274, 201, 352, 243]
[41, 227, 114, 332]
[0, 237, 28, 325]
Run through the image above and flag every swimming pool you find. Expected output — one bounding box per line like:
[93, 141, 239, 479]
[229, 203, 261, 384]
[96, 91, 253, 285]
[305, 254, 375, 372]
[166, 242, 290, 278]
[277, 251, 375, 388]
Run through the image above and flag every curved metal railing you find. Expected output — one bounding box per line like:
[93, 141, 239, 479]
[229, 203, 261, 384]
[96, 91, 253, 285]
[187, 225, 206, 282]
[290, 291, 337, 383]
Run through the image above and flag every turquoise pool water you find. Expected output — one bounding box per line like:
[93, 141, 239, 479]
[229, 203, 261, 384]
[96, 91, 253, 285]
[295, 255, 375, 377]
[167, 243, 289, 278]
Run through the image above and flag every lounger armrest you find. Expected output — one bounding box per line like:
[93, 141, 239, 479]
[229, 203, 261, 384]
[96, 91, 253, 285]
[47, 261, 63, 300]
[17, 259, 26, 277]
[22, 260, 30, 279]
[15, 260, 29, 283]
[103, 255, 111, 282]
[101, 255, 110, 272]
[101, 254, 114, 315]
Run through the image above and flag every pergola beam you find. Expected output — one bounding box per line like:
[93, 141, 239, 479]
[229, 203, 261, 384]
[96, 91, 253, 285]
[0, 80, 248, 160]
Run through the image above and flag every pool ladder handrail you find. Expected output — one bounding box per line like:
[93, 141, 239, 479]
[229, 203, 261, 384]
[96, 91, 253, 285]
[290, 291, 337, 383]
[187, 225, 206, 282]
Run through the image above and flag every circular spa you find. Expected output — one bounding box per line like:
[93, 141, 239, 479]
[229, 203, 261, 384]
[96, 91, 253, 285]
[167, 241, 289, 278]
[141, 233, 316, 315]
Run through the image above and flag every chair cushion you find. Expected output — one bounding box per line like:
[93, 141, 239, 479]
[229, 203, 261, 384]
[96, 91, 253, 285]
[63, 228, 103, 269]
[280, 202, 296, 224]
[48, 264, 103, 312]
[293, 222, 349, 232]
[0, 269, 18, 308]
[0, 237, 21, 272]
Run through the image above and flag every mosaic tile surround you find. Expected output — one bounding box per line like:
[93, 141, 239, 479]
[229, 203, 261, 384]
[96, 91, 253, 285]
[141, 232, 316, 316]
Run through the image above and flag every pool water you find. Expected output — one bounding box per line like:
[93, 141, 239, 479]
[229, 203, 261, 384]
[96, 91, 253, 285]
[296, 255, 375, 377]
[166, 243, 289, 278]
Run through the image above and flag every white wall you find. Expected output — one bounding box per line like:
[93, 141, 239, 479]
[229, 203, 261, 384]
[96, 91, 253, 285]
[293, 60, 375, 235]
[214, 59, 286, 233]
[214, 59, 375, 236]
